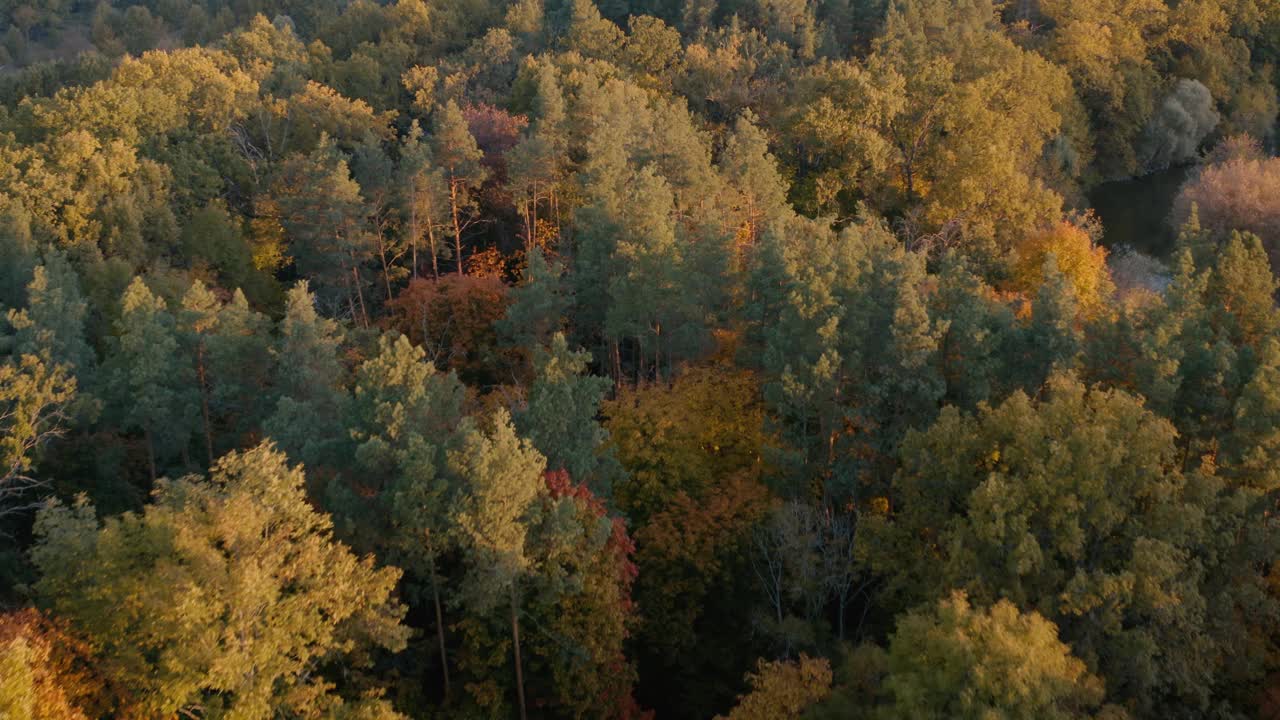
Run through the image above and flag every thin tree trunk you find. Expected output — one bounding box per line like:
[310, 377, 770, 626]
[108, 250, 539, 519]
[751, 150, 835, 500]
[196, 342, 214, 467]
[352, 261, 369, 328]
[450, 180, 465, 276]
[529, 181, 538, 254]
[510, 584, 527, 720]
[376, 227, 394, 302]
[430, 558, 451, 703]
[427, 224, 441, 280]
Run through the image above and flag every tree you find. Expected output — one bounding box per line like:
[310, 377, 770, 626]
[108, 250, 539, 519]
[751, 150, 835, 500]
[719, 110, 792, 262]
[521, 470, 642, 717]
[1138, 79, 1220, 172]
[517, 333, 621, 495]
[178, 280, 222, 467]
[497, 247, 571, 354]
[880, 592, 1112, 720]
[448, 409, 547, 720]
[863, 373, 1278, 715]
[6, 250, 94, 381]
[264, 282, 349, 471]
[0, 355, 75, 519]
[205, 289, 273, 451]
[1011, 222, 1113, 318]
[101, 277, 195, 482]
[1172, 155, 1280, 270]
[398, 121, 451, 279]
[0, 609, 102, 720]
[384, 274, 513, 386]
[31, 442, 410, 719]
[606, 364, 769, 524]
[272, 139, 375, 325]
[507, 63, 568, 253]
[431, 100, 488, 276]
[346, 333, 465, 703]
[715, 655, 832, 720]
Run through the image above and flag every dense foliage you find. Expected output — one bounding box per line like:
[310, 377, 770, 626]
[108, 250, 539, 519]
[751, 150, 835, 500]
[1, 0, 1279, 718]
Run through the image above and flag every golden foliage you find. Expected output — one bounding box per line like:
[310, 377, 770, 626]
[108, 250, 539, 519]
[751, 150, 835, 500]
[1012, 221, 1112, 316]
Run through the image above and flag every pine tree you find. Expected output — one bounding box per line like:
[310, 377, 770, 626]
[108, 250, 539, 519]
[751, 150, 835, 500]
[517, 333, 621, 494]
[347, 333, 465, 702]
[177, 280, 221, 467]
[431, 101, 487, 276]
[399, 121, 451, 280]
[6, 250, 95, 382]
[273, 138, 374, 325]
[103, 278, 196, 482]
[205, 289, 272, 449]
[264, 282, 349, 470]
[498, 247, 571, 354]
[1020, 254, 1083, 392]
[448, 410, 547, 720]
[720, 110, 791, 256]
[31, 442, 410, 719]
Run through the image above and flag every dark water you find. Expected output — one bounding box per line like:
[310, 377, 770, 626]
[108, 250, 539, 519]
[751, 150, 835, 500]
[1087, 165, 1192, 258]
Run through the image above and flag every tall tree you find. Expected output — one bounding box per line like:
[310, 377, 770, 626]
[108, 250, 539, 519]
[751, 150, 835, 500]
[31, 442, 410, 719]
[102, 278, 196, 482]
[264, 282, 349, 471]
[863, 373, 1279, 715]
[6, 250, 95, 382]
[272, 138, 375, 325]
[431, 101, 488, 276]
[517, 333, 621, 495]
[0, 355, 75, 520]
[398, 121, 451, 280]
[448, 409, 547, 720]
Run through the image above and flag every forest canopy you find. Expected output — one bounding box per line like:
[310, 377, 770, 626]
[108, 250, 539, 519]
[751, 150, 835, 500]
[1, 0, 1279, 718]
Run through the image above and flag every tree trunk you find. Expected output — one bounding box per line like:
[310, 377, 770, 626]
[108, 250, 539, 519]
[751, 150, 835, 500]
[427, 224, 441, 280]
[510, 584, 527, 720]
[450, 180, 465, 276]
[196, 342, 214, 467]
[351, 261, 369, 328]
[430, 558, 451, 703]
[376, 227, 394, 302]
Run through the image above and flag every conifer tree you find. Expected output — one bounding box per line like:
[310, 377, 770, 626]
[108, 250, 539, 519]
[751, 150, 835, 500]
[399, 121, 450, 280]
[264, 282, 349, 470]
[498, 247, 571, 354]
[178, 280, 221, 467]
[517, 333, 621, 495]
[448, 409, 547, 720]
[431, 101, 487, 276]
[205, 289, 272, 449]
[6, 250, 94, 381]
[103, 278, 196, 481]
[273, 138, 374, 325]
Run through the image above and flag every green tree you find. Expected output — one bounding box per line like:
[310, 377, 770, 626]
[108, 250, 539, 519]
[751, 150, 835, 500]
[205, 289, 273, 452]
[863, 373, 1277, 715]
[448, 409, 547, 720]
[264, 282, 349, 471]
[398, 121, 451, 280]
[31, 442, 409, 719]
[273, 139, 375, 326]
[498, 247, 571, 354]
[101, 277, 196, 482]
[517, 333, 621, 495]
[880, 592, 1113, 720]
[431, 100, 487, 276]
[6, 250, 94, 381]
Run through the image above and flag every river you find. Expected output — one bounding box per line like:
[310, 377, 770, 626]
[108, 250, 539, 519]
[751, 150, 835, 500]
[1087, 165, 1192, 259]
